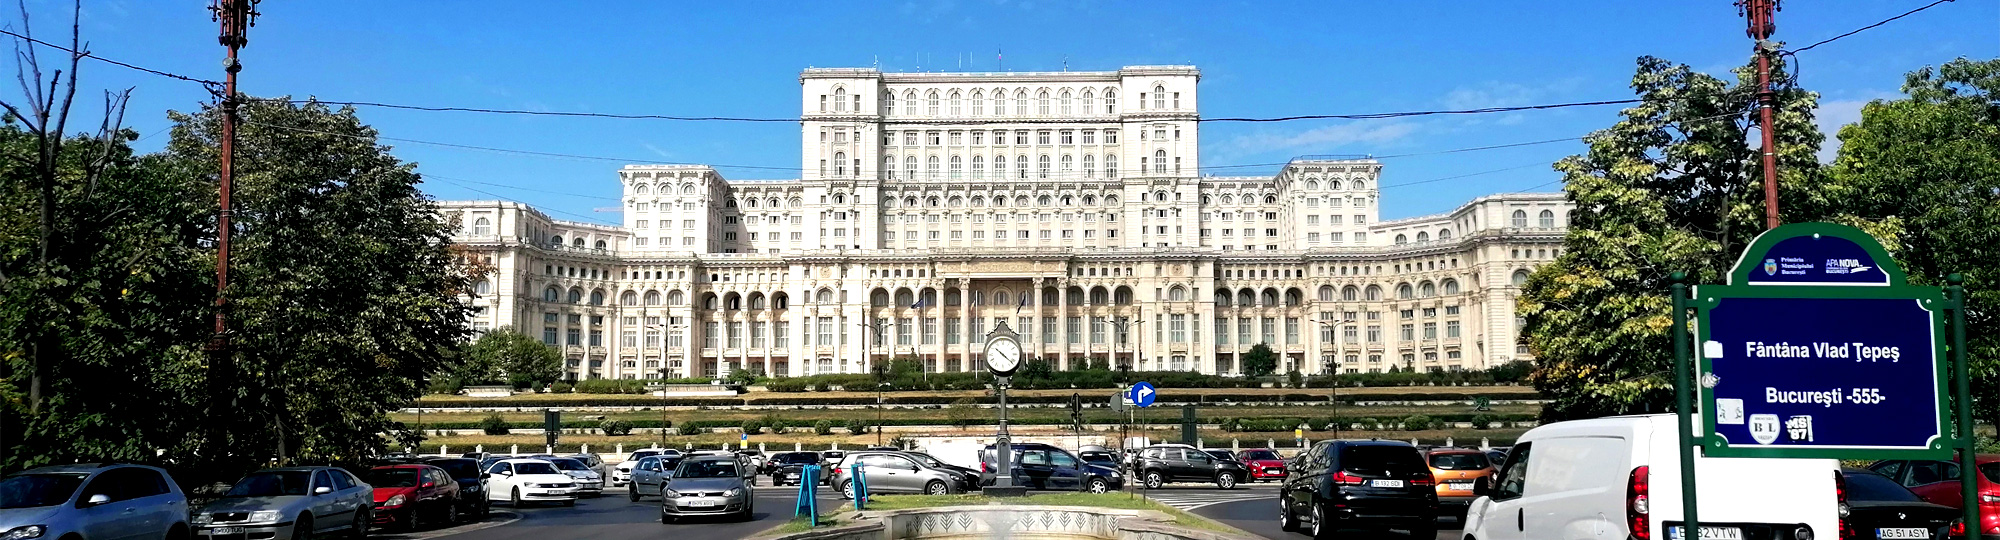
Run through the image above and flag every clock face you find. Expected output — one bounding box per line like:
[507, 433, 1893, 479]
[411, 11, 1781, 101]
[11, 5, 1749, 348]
[986, 337, 1022, 373]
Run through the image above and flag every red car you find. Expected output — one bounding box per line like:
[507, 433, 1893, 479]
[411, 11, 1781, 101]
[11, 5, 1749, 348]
[1867, 454, 2000, 539]
[1234, 448, 1288, 482]
[364, 464, 463, 530]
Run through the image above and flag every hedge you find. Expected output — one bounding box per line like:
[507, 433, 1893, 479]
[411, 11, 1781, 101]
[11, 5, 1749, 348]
[415, 412, 1536, 432]
[413, 389, 1539, 410]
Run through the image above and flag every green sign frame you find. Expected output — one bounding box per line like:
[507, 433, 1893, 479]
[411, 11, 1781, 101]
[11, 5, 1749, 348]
[1692, 223, 1951, 459]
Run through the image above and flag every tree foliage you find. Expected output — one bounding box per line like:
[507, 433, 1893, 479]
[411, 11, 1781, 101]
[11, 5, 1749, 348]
[1520, 56, 1824, 421]
[1816, 58, 2000, 430]
[459, 329, 562, 389]
[1240, 343, 1278, 378]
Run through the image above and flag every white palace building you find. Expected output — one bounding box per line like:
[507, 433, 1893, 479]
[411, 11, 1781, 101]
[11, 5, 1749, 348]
[441, 65, 1572, 380]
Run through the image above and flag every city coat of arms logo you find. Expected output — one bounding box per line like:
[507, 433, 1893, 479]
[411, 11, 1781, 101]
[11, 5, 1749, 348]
[1763, 258, 1778, 275]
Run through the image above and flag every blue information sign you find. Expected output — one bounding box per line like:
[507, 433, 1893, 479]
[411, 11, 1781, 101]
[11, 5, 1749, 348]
[1128, 382, 1157, 408]
[1702, 297, 1943, 451]
[1696, 222, 1952, 459]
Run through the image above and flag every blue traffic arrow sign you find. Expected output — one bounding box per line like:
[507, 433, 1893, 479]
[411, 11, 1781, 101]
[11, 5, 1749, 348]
[1128, 382, 1157, 408]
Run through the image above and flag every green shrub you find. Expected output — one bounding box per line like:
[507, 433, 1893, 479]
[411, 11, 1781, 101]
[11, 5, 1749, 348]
[1402, 414, 1434, 431]
[814, 420, 835, 435]
[767, 417, 790, 434]
[550, 381, 574, 393]
[600, 419, 634, 436]
[740, 419, 765, 435]
[1358, 417, 1382, 431]
[480, 414, 510, 435]
[844, 418, 868, 435]
[679, 424, 707, 436]
[1470, 414, 1496, 430]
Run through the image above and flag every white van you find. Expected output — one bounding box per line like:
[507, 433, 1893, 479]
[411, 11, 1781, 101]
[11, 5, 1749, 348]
[1463, 414, 1837, 540]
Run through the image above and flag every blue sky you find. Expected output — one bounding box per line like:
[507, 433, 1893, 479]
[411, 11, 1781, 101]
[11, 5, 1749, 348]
[41, 0, 1999, 225]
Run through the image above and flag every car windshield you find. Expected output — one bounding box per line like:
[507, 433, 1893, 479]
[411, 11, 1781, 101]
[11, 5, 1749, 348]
[428, 460, 480, 479]
[550, 458, 589, 471]
[1205, 451, 1234, 460]
[629, 451, 661, 460]
[1242, 450, 1280, 461]
[1340, 446, 1426, 477]
[512, 462, 558, 475]
[774, 453, 819, 464]
[0, 473, 88, 509]
[363, 469, 422, 488]
[225, 471, 312, 497]
[1081, 453, 1115, 463]
[1429, 453, 1491, 470]
[676, 460, 739, 479]
[907, 454, 945, 467]
[1844, 471, 1921, 502]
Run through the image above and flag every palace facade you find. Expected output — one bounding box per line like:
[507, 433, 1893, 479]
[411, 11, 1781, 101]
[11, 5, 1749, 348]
[442, 66, 1571, 380]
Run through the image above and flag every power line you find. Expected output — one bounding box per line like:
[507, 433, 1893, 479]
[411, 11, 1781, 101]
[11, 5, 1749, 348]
[1785, 0, 1957, 55]
[289, 100, 796, 123]
[0, 28, 221, 87]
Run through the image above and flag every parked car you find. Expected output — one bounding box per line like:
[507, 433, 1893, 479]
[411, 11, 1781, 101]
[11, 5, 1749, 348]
[903, 451, 982, 491]
[659, 456, 754, 523]
[628, 455, 686, 502]
[0, 463, 191, 540]
[1203, 449, 1237, 462]
[830, 451, 969, 498]
[1483, 448, 1509, 469]
[194, 467, 374, 540]
[1235, 448, 1289, 483]
[568, 453, 608, 478]
[1839, 467, 1967, 540]
[459, 452, 491, 462]
[820, 450, 847, 468]
[978, 443, 1124, 494]
[1461, 414, 1837, 540]
[484, 459, 576, 507]
[1280, 440, 1437, 539]
[765, 452, 823, 486]
[735, 450, 766, 472]
[1078, 449, 1120, 470]
[544, 457, 604, 495]
[362, 464, 462, 530]
[1422, 448, 1495, 516]
[423, 457, 492, 519]
[1868, 454, 2000, 539]
[613, 449, 668, 487]
[1133, 444, 1247, 489]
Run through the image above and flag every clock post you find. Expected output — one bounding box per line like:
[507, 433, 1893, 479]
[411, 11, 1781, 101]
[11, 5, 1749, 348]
[983, 320, 1028, 497]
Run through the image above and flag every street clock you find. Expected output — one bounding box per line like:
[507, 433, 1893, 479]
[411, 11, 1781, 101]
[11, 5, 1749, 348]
[984, 321, 1023, 377]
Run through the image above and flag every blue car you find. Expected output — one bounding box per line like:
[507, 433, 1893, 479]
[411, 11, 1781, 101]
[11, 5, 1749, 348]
[978, 443, 1124, 493]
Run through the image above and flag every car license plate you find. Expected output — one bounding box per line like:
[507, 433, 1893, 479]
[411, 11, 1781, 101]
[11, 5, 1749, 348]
[538, 491, 565, 496]
[1447, 482, 1475, 490]
[686, 499, 717, 507]
[211, 527, 244, 535]
[1877, 528, 1930, 539]
[1369, 479, 1404, 488]
[1265, 468, 1282, 474]
[1667, 526, 1745, 540]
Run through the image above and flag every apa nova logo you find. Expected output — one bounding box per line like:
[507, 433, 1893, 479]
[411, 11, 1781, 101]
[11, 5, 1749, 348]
[1763, 258, 1777, 276]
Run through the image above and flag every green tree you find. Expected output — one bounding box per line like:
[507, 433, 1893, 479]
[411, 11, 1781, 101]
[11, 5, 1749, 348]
[1240, 344, 1279, 378]
[463, 329, 562, 390]
[1520, 56, 1823, 421]
[1816, 58, 2000, 430]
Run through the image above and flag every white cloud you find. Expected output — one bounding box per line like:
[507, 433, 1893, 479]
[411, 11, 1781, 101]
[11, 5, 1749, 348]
[1441, 78, 1585, 110]
[1227, 121, 1419, 156]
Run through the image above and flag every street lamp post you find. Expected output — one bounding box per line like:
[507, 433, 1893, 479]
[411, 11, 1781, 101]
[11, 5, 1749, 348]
[1312, 318, 1356, 440]
[1109, 317, 1143, 372]
[858, 321, 889, 445]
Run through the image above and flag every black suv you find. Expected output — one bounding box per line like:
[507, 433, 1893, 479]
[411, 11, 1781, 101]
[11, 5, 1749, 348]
[1280, 440, 1438, 539]
[424, 457, 492, 519]
[1134, 444, 1248, 489]
[765, 451, 822, 486]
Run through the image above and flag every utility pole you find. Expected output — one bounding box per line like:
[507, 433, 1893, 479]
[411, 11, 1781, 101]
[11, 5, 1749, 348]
[1739, 0, 1781, 230]
[205, 0, 258, 470]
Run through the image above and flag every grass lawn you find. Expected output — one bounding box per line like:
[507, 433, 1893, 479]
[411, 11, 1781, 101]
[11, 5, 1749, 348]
[763, 515, 846, 536]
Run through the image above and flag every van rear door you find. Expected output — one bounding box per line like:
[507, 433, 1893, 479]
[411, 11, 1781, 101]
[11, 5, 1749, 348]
[1646, 418, 1838, 540]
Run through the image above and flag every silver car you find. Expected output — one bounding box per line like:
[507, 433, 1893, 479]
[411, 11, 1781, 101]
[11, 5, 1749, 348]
[658, 457, 752, 523]
[194, 467, 373, 540]
[544, 458, 603, 495]
[829, 451, 966, 498]
[0, 463, 191, 540]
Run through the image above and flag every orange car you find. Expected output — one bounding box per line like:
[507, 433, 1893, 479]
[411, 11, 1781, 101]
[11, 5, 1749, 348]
[1424, 449, 1496, 514]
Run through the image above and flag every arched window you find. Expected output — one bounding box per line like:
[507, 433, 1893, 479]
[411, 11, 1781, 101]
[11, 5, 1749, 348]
[883, 92, 895, 115]
[1154, 190, 1169, 202]
[745, 198, 757, 208]
[1342, 285, 1359, 301]
[1222, 195, 1234, 205]
[643, 290, 662, 305]
[1059, 90, 1072, 114]
[1365, 285, 1383, 301]
[1059, 154, 1073, 176]
[1512, 270, 1532, 286]
[1082, 89, 1094, 112]
[549, 235, 563, 247]
[833, 193, 846, 204]
[833, 152, 847, 176]
[1104, 89, 1117, 113]
[1037, 195, 1052, 206]
[816, 289, 834, 304]
[1539, 209, 1556, 228]
[1439, 229, 1453, 241]
[1395, 234, 1408, 245]
[567, 287, 584, 303]
[948, 90, 961, 115]
[882, 155, 895, 179]
[949, 155, 963, 179]
[1215, 290, 1232, 306]
[949, 196, 964, 207]
[904, 91, 917, 115]
[1329, 180, 1343, 190]
[927, 197, 941, 207]
[1265, 195, 1277, 204]
[1317, 285, 1335, 302]
[471, 217, 490, 235]
[1511, 210, 1529, 228]
[994, 291, 1010, 306]
[1419, 281, 1436, 298]
[1037, 155, 1051, 178]
[1015, 195, 1030, 207]
[634, 184, 650, 195]
[1082, 195, 1096, 205]
[1395, 284, 1413, 300]
[1105, 155, 1118, 178]
[1153, 85, 1166, 109]
[1017, 155, 1030, 179]
[972, 155, 985, 178]
[589, 289, 606, 305]
[1015, 90, 1029, 115]
[1168, 286, 1187, 302]
[1082, 154, 1095, 178]
[1238, 289, 1255, 306]
[1036, 90, 1050, 114]
[1442, 279, 1461, 295]
[926, 91, 939, 115]
[905, 197, 919, 207]
[993, 88, 1009, 116]
[621, 290, 638, 305]
[1305, 180, 1319, 191]
[971, 90, 984, 115]
[1153, 149, 1168, 173]
[926, 156, 940, 179]
[832, 87, 847, 111]
[1416, 231, 1430, 243]
[543, 286, 560, 302]
[905, 156, 917, 179]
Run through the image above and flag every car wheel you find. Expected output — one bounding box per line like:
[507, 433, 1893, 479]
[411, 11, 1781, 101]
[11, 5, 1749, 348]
[348, 511, 368, 539]
[660, 511, 675, 524]
[166, 524, 190, 540]
[511, 487, 522, 507]
[1216, 472, 1237, 490]
[1086, 477, 1109, 494]
[1279, 492, 1301, 531]
[446, 502, 461, 525]
[479, 499, 492, 519]
[1143, 471, 1164, 489]
[1311, 502, 1336, 540]
[925, 480, 951, 495]
[839, 480, 856, 500]
[293, 514, 312, 540]
[629, 485, 641, 502]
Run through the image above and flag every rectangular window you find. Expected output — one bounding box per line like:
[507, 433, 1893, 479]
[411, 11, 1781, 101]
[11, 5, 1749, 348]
[923, 318, 937, 345]
[1285, 317, 1299, 345]
[1447, 320, 1461, 338]
[1237, 318, 1251, 346]
[971, 317, 985, 340]
[1170, 314, 1186, 343]
[946, 319, 960, 345]
[1067, 316, 1082, 344]
[544, 326, 558, 345]
[818, 317, 834, 347]
[565, 328, 580, 346]
[1043, 317, 1057, 344]
[704, 322, 719, 348]
[1216, 317, 1229, 345]
[1261, 317, 1276, 345]
[1423, 322, 1439, 340]
[896, 317, 912, 346]
[1060, 130, 1073, 144]
[727, 322, 742, 348]
[1367, 325, 1381, 343]
[774, 322, 789, 348]
[1091, 316, 1106, 345]
[1400, 323, 1415, 341]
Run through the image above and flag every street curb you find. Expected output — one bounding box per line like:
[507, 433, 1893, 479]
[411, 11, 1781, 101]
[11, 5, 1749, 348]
[391, 510, 523, 540]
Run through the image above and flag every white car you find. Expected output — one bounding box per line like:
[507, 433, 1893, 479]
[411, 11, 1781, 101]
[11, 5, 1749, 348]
[1463, 413, 1837, 540]
[613, 449, 681, 487]
[484, 459, 577, 507]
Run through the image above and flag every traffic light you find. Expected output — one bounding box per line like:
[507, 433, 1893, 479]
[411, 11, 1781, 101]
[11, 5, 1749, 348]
[544, 409, 561, 449]
[1070, 393, 1084, 431]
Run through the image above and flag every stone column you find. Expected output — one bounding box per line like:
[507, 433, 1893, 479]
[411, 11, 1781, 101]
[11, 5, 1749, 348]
[959, 278, 973, 372]
[1029, 277, 1043, 361]
[1057, 279, 1070, 370]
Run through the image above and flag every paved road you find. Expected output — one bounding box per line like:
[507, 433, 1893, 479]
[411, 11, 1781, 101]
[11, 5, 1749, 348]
[1180, 483, 1463, 540]
[414, 482, 843, 540]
